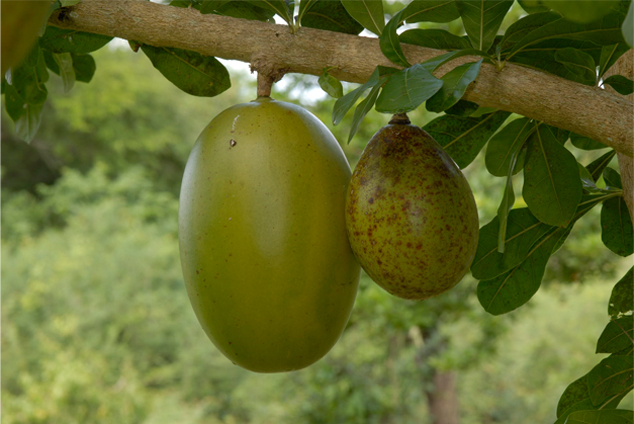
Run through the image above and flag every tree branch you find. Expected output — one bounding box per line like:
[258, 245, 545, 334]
[49, 0, 633, 157]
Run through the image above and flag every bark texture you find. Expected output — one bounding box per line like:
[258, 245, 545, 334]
[605, 52, 634, 221]
[48, 0, 633, 157]
[426, 371, 460, 424]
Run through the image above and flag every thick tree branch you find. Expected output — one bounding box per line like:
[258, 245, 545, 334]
[50, 0, 633, 157]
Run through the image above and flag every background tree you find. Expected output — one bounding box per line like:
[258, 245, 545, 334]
[2, 1, 633, 423]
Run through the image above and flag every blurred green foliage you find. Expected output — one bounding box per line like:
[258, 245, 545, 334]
[2, 39, 630, 423]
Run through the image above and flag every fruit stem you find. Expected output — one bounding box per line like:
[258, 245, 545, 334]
[257, 72, 274, 97]
[389, 113, 411, 125]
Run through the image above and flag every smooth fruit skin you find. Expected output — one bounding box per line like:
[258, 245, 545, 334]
[179, 97, 360, 373]
[1, 1, 52, 75]
[346, 114, 479, 300]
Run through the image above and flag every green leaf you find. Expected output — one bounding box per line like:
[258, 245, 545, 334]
[40, 26, 112, 55]
[500, 11, 560, 52]
[604, 167, 623, 189]
[341, 0, 385, 35]
[300, 0, 364, 34]
[14, 103, 44, 143]
[603, 74, 634, 95]
[399, 28, 470, 50]
[332, 67, 381, 125]
[485, 117, 534, 177]
[597, 317, 634, 354]
[570, 132, 608, 151]
[609, 267, 634, 319]
[318, 70, 343, 98]
[496, 161, 516, 253]
[379, 9, 410, 68]
[624, 1, 634, 47]
[426, 59, 482, 113]
[197, 1, 232, 14]
[348, 83, 382, 143]
[53, 52, 75, 93]
[215, 1, 276, 21]
[598, 43, 631, 77]
[587, 355, 633, 406]
[522, 125, 583, 227]
[587, 150, 616, 182]
[444, 99, 479, 116]
[566, 409, 634, 424]
[68, 53, 96, 83]
[141, 45, 230, 97]
[557, 374, 626, 420]
[456, 0, 514, 51]
[508, 11, 627, 58]
[471, 208, 553, 280]
[375, 64, 443, 114]
[554, 47, 597, 85]
[422, 110, 510, 169]
[578, 163, 602, 194]
[420, 48, 491, 73]
[60, 0, 82, 6]
[477, 226, 566, 315]
[601, 196, 633, 257]
[518, 0, 548, 14]
[403, 0, 460, 24]
[298, 0, 318, 22]
[543, 0, 622, 24]
[247, 0, 294, 25]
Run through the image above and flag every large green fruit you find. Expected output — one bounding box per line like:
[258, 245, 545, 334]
[346, 114, 479, 300]
[1, 1, 52, 75]
[179, 97, 360, 373]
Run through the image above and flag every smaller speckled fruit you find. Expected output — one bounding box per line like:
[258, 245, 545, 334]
[346, 113, 479, 300]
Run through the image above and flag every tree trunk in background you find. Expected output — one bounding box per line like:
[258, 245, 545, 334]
[605, 50, 634, 221]
[426, 371, 460, 424]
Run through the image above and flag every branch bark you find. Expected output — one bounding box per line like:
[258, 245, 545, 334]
[49, 0, 633, 157]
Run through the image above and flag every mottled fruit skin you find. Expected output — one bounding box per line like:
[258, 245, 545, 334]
[1, 1, 52, 75]
[346, 115, 479, 300]
[179, 97, 360, 373]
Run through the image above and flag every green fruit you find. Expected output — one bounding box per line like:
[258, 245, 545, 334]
[1, 1, 52, 75]
[346, 114, 479, 300]
[179, 97, 360, 373]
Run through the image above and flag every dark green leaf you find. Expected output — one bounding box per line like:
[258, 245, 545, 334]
[403, 0, 460, 24]
[375, 64, 443, 114]
[599, 43, 631, 77]
[399, 28, 470, 50]
[247, 0, 293, 24]
[53, 52, 75, 93]
[14, 103, 44, 143]
[379, 9, 410, 68]
[522, 125, 583, 227]
[496, 161, 516, 253]
[587, 150, 616, 181]
[500, 11, 560, 52]
[69, 53, 96, 83]
[624, 1, 633, 47]
[477, 227, 566, 315]
[604, 167, 623, 189]
[298, 0, 317, 21]
[578, 163, 602, 194]
[603, 74, 634, 95]
[518, 0, 548, 14]
[170, 0, 196, 8]
[485, 117, 534, 177]
[549, 125, 571, 144]
[601, 196, 633, 257]
[609, 267, 634, 319]
[318, 70, 343, 98]
[554, 47, 597, 85]
[471, 208, 553, 280]
[444, 99, 479, 116]
[426, 59, 482, 113]
[557, 374, 626, 420]
[40, 26, 112, 55]
[215, 1, 276, 21]
[542, 0, 622, 24]
[423, 110, 510, 169]
[141, 45, 230, 97]
[597, 317, 634, 354]
[570, 132, 608, 150]
[587, 355, 633, 406]
[566, 409, 634, 424]
[508, 11, 627, 58]
[348, 83, 382, 143]
[3, 83, 25, 121]
[341, 0, 385, 35]
[300, 0, 364, 34]
[197, 1, 232, 14]
[456, 0, 514, 51]
[332, 67, 381, 125]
